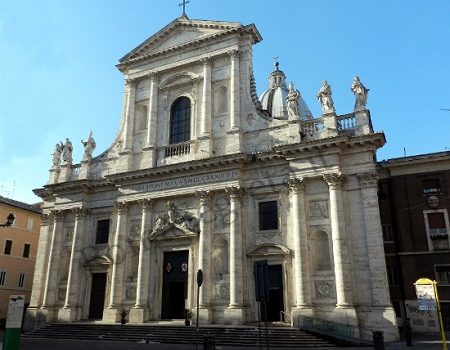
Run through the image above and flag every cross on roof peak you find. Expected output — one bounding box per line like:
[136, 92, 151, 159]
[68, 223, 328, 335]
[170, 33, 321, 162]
[179, 0, 190, 17]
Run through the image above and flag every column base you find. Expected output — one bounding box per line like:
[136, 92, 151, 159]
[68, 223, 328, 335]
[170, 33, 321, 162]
[102, 307, 121, 323]
[57, 306, 79, 322]
[224, 306, 245, 325]
[129, 307, 149, 323]
[358, 306, 399, 342]
[291, 306, 314, 327]
[197, 307, 212, 323]
[23, 307, 47, 331]
[39, 306, 58, 322]
[333, 306, 359, 338]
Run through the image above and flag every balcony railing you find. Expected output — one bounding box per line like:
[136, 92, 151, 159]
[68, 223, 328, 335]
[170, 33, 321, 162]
[164, 141, 191, 158]
[336, 113, 356, 136]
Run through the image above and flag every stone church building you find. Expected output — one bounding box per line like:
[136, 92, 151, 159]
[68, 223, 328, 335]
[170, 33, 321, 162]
[27, 15, 398, 341]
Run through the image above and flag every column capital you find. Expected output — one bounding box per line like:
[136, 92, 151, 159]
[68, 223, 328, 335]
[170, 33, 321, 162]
[196, 190, 211, 203]
[357, 172, 378, 188]
[228, 49, 239, 60]
[288, 177, 305, 193]
[225, 186, 243, 199]
[114, 201, 129, 214]
[138, 198, 152, 211]
[147, 71, 158, 81]
[41, 213, 50, 226]
[51, 209, 64, 223]
[201, 56, 212, 66]
[72, 207, 89, 219]
[323, 172, 346, 188]
[125, 77, 137, 85]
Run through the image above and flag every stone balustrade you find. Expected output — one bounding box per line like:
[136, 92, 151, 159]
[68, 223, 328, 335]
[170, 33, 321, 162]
[164, 141, 191, 158]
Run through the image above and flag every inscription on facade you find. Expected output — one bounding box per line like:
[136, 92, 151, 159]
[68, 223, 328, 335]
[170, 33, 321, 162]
[121, 170, 239, 194]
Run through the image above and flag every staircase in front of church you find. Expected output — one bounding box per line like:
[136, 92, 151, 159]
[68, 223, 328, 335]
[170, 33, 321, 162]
[24, 323, 344, 348]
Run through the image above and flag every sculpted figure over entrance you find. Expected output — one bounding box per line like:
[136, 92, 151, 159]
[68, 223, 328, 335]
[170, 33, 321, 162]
[152, 201, 200, 234]
[317, 80, 335, 114]
[62, 138, 73, 165]
[351, 76, 369, 111]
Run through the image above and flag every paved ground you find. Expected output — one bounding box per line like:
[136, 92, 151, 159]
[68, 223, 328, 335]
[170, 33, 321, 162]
[1, 331, 449, 349]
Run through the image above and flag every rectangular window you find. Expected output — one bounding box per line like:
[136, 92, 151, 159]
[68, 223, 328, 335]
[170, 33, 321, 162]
[18, 273, 26, 288]
[27, 217, 34, 231]
[0, 271, 6, 287]
[23, 243, 31, 258]
[4, 240, 12, 255]
[435, 265, 450, 284]
[387, 266, 399, 287]
[382, 224, 394, 242]
[95, 219, 110, 244]
[258, 201, 279, 231]
[428, 212, 447, 235]
[423, 179, 441, 195]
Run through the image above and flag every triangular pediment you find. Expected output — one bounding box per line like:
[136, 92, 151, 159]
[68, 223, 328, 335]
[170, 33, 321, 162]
[119, 17, 261, 66]
[247, 243, 291, 257]
[149, 224, 198, 241]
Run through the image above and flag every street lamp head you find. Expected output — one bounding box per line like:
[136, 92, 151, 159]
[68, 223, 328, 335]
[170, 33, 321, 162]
[1, 213, 15, 227]
[6, 213, 15, 226]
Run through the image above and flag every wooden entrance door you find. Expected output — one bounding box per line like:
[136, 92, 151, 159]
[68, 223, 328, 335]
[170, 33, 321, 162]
[88, 273, 107, 319]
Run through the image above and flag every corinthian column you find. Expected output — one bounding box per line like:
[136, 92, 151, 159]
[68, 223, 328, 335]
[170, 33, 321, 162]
[130, 199, 152, 323]
[288, 178, 312, 310]
[104, 201, 128, 322]
[201, 58, 212, 136]
[41, 210, 64, 315]
[195, 190, 212, 321]
[358, 172, 391, 307]
[122, 80, 136, 152]
[228, 50, 240, 130]
[224, 186, 245, 324]
[323, 173, 353, 308]
[145, 72, 158, 149]
[59, 207, 88, 321]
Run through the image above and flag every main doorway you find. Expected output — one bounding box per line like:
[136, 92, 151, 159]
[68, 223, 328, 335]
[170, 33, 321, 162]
[161, 250, 189, 319]
[88, 272, 107, 319]
[261, 264, 284, 322]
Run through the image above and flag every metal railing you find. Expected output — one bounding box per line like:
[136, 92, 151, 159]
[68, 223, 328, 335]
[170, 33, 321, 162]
[297, 315, 355, 339]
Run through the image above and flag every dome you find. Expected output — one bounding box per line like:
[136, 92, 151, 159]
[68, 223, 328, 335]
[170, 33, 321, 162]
[259, 62, 313, 120]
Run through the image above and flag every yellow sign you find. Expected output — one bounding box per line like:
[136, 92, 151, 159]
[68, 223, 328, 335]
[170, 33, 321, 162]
[414, 278, 447, 350]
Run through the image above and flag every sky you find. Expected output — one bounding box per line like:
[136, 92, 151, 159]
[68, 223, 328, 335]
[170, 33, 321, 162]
[0, 0, 449, 204]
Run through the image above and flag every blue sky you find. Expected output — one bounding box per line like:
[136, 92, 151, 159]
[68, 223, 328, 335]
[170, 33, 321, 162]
[1, 0, 449, 204]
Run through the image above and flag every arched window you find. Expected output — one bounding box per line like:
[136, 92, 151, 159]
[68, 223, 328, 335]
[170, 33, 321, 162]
[170, 97, 191, 144]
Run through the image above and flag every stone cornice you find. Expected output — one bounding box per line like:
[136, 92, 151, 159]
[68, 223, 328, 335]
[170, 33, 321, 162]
[105, 153, 248, 184]
[274, 132, 385, 158]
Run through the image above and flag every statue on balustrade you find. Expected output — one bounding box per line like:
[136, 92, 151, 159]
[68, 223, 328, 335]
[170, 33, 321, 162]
[286, 82, 300, 119]
[317, 80, 335, 114]
[351, 76, 369, 111]
[81, 131, 96, 161]
[52, 142, 64, 168]
[62, 138, 73, 165]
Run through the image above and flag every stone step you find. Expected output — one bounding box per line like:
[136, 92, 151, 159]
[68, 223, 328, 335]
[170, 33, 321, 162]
[24, 323, 341, 348]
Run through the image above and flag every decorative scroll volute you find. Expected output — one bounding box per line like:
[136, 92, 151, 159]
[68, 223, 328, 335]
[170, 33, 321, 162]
[287, 177, 305, 193]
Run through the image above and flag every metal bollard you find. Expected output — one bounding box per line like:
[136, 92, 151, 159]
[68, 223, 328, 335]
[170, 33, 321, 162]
[203, 335, 215, 350]
[373, 331, 385, 350]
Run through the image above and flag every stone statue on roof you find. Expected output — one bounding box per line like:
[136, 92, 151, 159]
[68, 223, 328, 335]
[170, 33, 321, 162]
[317, 80, 335, 114]
[52, 142, 63, 168]
[81, 131, 96, 161]
[351, 76, 369, 111]
[62, 138, 73, 165]
[286, 82, 300, 120]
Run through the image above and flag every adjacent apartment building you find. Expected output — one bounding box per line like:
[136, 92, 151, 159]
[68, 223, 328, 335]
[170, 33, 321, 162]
[378, 151, 450, 333]
[0, 196, 41, 324]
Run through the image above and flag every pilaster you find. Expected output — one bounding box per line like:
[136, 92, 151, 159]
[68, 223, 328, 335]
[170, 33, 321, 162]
[196, 190, 212, 322]
[129, 199, 152, 323]
[229, 50, 240, 131]
[122, 80, 136, 153]
[323, 173, 354, 309]
[143, 72, 159, 167]
[288, 178, 313, 321]
[58, 207, 88, 321]
[104, 201, 128, 322]
[224, 186, 245, 324]
[41, 210, 65, 320]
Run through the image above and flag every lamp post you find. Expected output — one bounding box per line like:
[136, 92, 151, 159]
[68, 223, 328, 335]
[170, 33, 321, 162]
[0, 213, 15, 227]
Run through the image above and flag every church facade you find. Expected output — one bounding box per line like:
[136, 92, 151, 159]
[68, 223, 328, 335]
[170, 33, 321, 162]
[27, 15, 398, 341]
